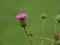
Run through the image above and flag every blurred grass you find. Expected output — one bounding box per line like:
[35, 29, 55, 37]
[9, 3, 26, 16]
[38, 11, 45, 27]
[0, 0, 60, 45]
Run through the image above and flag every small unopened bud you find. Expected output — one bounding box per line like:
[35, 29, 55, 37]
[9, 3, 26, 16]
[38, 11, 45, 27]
[40, 12, 47, 19]
[29, 31, 33, 36]
[55, 14, 60, 23]
[54, 33, 59, 41]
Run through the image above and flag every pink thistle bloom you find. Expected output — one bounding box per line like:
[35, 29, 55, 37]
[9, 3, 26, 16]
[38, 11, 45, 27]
[16, 13, 27, 21]
[54, 33, 59, 41]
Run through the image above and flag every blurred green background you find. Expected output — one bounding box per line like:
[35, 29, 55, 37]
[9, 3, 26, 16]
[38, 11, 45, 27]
[0, 0, 60, 45]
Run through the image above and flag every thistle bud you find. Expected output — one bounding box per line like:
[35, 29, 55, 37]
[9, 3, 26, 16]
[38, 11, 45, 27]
[16, 13, 27, 28]
[40, 12, 47, 19]
[55, 14, 60, 23]
[54, 33, 59, 41]
[20, 20, 27, 28]
[29, 31, 33, 36]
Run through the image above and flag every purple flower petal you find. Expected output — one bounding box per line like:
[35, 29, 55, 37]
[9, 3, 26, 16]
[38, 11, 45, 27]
[16, 13, 27, 21]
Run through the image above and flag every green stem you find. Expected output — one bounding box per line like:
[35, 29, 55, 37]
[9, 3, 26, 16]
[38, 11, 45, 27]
[41, 19, 46, 45]
[54, 23, 57, 33]
[24, 27, 33, 45]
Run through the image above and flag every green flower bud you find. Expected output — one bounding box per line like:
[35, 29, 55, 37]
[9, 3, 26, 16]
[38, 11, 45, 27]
[29, 31, 33, 36]
[40, 12, 47, 19]
[20, 19, 27, 28]
[55, 14, 60, 23]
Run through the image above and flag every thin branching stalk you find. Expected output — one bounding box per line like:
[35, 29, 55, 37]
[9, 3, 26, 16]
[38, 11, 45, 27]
[41, 19, 46, 45]
[24, 27, 33, 45]
[40, 37, 54, 42]
[54, 23, 57, 34]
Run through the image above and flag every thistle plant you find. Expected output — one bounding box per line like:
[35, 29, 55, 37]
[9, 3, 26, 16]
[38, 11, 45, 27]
[54, 14, 60, 41]
[40, 12, 47, 45]
[16, 12, 60, 45]
[53, 14, 60, 45]
[54, 14, 60, 35]
[16, 13, 33, 45]
[54, 33, 60, 45]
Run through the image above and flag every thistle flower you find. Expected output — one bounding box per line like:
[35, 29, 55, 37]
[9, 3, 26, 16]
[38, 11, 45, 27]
[55, 14, 60, 23]
[16, 13, 27, 28]
[16, 13, 27, 21]
[54, 33, 59, 41]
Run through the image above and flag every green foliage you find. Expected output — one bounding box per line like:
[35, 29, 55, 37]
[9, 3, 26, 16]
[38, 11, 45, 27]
[0, 0, 60, 45]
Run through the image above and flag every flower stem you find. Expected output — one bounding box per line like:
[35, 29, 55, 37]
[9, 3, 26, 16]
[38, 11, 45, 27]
[23, 27, 33, 45]
[40, 36, 44, 45]
[54, 23, 57, 34]
[40, 37, 54, 42]
[52, 22, 57, 45]
[40, 19, 46, 45]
